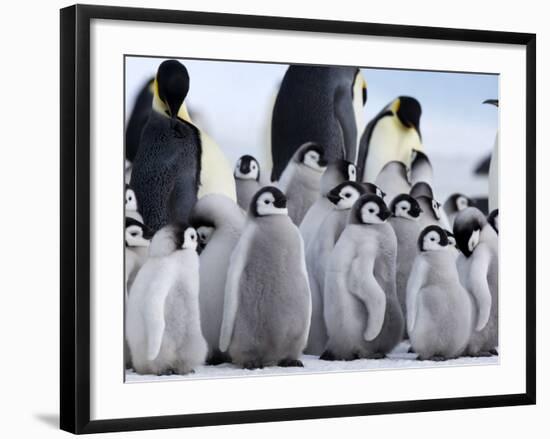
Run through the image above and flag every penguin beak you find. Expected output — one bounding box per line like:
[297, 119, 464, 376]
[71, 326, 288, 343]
[379, 209, 392, 222]
[410, 206, 423, 218]
[273, 191, 287, 209]
[318, 158, 328, 167]
[327, 192, 341, 205]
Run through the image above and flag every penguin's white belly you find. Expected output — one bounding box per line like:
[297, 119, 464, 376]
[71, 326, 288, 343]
[197, 131, 237, 202]
[364, 117, 422, 181]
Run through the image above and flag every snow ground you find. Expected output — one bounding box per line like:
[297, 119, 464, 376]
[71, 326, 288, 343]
[125, 341, 498, 383]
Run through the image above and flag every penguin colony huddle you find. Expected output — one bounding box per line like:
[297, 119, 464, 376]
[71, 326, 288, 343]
[124, 59, 499, 376]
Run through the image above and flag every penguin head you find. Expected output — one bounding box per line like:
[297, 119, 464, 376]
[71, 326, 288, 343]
[297, 142, 328, 172]
[327, 181, 365, 210]
[488, 209, 499, 234]
[453, 207, 488, 257]
[352, 68, 368, 106]
[418, 225, 449, 252]
[393, 96, 422, 135]
[125, 217, 153, 247]
[354, 194, 391, 224]
[410, 182, 434, 199]
[417, 195, 442, 220]
[390, 194, 423, 220]
[196, 225, 214, 253]
[445, 193, 474, 214]
[234, 155, 260, 181]
[153, 60, 190, 120]
[345, 161, 357, 182]
[363, 182, 386, 200]
[251, 186, 288, 217]
[175, 225, 199, 251]
[125, 185, 138, 212]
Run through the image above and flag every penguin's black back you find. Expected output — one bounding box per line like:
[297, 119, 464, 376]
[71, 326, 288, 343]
[130, 111, 201, 232]
[125, 78, 154, 162]
[271, 65, 358, 181]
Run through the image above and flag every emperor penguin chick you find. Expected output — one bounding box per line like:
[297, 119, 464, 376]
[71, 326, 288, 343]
[125, 217, 153, 294]
[126, 224, 207, 375]
[374, 161, 411, 204]
[304, 181, 370, 355]
[409, 149, 433, 186]
[219, 187, 311, 369]
[299, 160, 356, 249]
[322, 194, 404, 360]
[407, 225, 473, 361]
[388, 194, 423, 335]
[189, 195, 245, 365]
[234, 155, 262, 211]
[454, 207, 499, 356]
[278, 142, 328, 225]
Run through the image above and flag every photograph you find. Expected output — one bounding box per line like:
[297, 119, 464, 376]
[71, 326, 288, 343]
[123, 55, 500, 382]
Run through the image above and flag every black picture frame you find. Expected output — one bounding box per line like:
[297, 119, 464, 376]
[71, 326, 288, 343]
[60, 4, 536, 434]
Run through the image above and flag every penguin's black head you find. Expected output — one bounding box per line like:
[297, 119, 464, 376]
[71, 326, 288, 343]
[390, 194, 423, 220]
[448, 193, 474, 213]
[362, 182, 386, 199]
[336, 160, 357, 182]
[327, 181, 366, 210]
[125, 217, 154, 247]
[173, 223, 198, 251]
[250, 186, 288, 217]
[188, 215, 215, 254]
[396, 96, 422, 135]
[445, 230, 457, 247]
[453, 207, 487, 257]
[125, 185, 138, 211]
[298, 142, 328, 171]
[234, 155, 260, 181]
[418, 225, 449, 252]
[352, 68, 367, 106]
[156, 60, 190, 119]
[354, 194, 391, 224]
[487, 209, 499, 234]
[410, 181, 434, 199]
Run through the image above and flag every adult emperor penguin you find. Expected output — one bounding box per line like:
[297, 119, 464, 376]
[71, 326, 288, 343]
[444, 193, 474, 227]
[409, 149, 433, 186]
[304, 181, 370, 355]
[454, 207, 499, 356]
[125, 184, 143, 223]
[130, 60, 203, 232]
[299, 160, 358, 248]
[126, 223, 207, 375]
[388, 194, 423, 335]
[407, 225, 473, 360]
[189, 194, 245, 365]
[484, 99, 499, 212]
[357, 96, 423, 182]
[278, 142, 328, 225]
[234, 155, 262, 211]
[125, 217, 153, 294]
[126, 78, 154, 162]
[322, 194, 403, 360]
[219, 187, 311, 369]
[270, 65, 367, 181]
[375, 161, 411, 204]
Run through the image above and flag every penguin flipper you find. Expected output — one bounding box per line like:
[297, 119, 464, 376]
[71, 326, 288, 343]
[406, 256, 428, 334]
[468, 245, 492, 331]
[219, 224, 256, 352]
[334, 86, 358, 163]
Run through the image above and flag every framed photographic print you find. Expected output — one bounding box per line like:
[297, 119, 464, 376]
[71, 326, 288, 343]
[60, 4, 536, 434]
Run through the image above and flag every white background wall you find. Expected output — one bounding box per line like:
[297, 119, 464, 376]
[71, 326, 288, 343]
[0, 0, 545, 437]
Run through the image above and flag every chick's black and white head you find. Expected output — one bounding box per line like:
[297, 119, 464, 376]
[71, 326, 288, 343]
[125, 217, 153, 247]
[327, 181, 365, 210]
[250, 186, 288, 217]
[355, 195, 391, 224]
[363, 182, 386, 200]
[154, 60, 190, 119]
[298, 142, 328, 172]
[234, 155, 260, 181]
[418, 225, 449, 252]
[453, 207, 488, 257]
[446, 193, 473, 213]
[125, 185, 138, 211]
[390, 194, 422, 220]
[175, 225, 199, 251]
